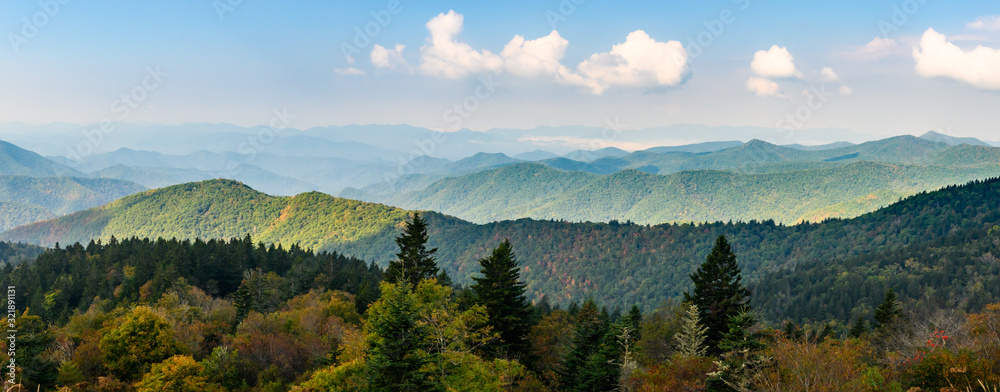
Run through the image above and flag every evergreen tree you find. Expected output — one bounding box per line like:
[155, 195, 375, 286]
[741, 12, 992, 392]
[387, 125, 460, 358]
[560, 300, 613, 392]
[365, 282, 436, 392]
[675, 304, 708, 358]
[385, 212, 440, 287]
[848, 316, 868, 338]
[708, 311, 765, 392]
[683, 235, 751, 354]
[471, 240, 533, 361]
[873, 289, 901, 331]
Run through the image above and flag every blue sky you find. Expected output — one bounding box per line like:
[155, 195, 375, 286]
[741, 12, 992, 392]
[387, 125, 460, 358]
[2, 0, 999, 141]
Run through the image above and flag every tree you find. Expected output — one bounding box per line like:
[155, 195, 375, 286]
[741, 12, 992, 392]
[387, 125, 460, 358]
[873, 289, 901, 331]
[708, 311, 766, 392]
[560, 300, 617, 392]
[134, 355, 224, 392]
[385, 212, 440, 287]
[364, 282, 436, 392]
[684, 235, 751, 354]
[100, 306, 180, 380]
[471, 240, 533, 361]
[848, 316, 868, 338]
[674, 304, 708, 358]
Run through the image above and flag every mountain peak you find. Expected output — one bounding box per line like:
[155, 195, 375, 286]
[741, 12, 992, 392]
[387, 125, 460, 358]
[919, 130, 991, 147]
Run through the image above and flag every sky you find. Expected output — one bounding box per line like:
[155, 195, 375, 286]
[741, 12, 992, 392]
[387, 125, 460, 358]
[1, 0, 999, 141]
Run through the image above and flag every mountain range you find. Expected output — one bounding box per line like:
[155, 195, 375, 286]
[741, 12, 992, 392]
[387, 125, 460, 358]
[4, 176, 999, 322]
[2, 122, 999, 233]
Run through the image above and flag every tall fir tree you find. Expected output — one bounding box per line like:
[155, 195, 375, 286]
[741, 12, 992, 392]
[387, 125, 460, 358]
[385, 212, 440, 287]
[470, 240, 533, 361]
[560, 299, 615, 392]
[683, 235, 751, 354]
[365, 282, 437, 392]
[708, 311, 765, 392]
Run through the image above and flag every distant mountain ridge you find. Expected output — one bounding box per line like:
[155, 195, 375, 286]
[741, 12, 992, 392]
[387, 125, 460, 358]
[4, 177, 999, 321]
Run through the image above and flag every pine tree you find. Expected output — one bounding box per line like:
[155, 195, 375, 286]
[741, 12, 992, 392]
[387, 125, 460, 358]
[471, 240, 533, 361]
[365, 282, 436, 392]
[683, 235, 751, 354]
[385, 212, 440, 287]
[675, 304, 708, 358]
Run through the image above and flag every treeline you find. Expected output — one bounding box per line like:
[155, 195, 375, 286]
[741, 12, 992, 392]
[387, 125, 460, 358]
[2, 212, 999, 391]
[1, 235, 383, 325]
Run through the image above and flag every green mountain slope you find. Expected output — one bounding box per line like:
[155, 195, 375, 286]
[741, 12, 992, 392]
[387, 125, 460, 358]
[362, 161, 1000, 224]
[4, 177, 999, 323]
[0, 175, 146, 215]
[0, 201, 55, 232]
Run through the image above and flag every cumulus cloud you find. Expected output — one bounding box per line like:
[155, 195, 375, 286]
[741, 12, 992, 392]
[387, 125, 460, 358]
[419, 10, 503, 79]
[913, 28, 1000, 90]
[500, 31, 579, 83]
[819, 67, 839, 82]
[746, 76, 783, 97]
[388, 10, 689, 94]
[839, 85, 853, 96]
[751, 45, 802, 78]
[575, 30, 689, 94]
[334, 67, 365, 76]
[371, 44, 410, 70]
[967, 15, 1000, 31]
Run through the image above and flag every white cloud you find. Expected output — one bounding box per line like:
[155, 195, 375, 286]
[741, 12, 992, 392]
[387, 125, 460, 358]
[371, 44, 410, 70]
[407, 11, 689, 94]
[419, 10, 503, 79]
[751, 45, 802, 78]
[500, 31, 576, 81]
[967, 15, 1000, 31]
[334, 67, 365, 76]
[913, 28, 1000, 90]
[746, 76, 783, 97]
[839, 85, 853, 96]
[843, 37, 903, 61]
[575, 30, 689, 94]
[819, 67, 839, 82]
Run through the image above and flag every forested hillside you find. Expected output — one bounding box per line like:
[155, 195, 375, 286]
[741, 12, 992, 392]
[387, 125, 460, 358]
[356, 160, 1000, 224]
[5, 177, 1000, 323]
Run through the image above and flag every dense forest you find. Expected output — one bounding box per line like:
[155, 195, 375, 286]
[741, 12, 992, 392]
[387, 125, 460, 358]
[5, 177, 1000, 322]
[1, 214, 997, 391]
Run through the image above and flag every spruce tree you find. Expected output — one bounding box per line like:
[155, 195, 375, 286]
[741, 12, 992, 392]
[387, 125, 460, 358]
[848, 316, 868, 338]
[873, 289, 901, 330]
[708, 311, 765, 392]
[471, 240, 533, 361]
[365, 282, 436, 392]
[683, 235, 751, 354]
[385, 212, 440, 287]
[560, 300, 612, 392]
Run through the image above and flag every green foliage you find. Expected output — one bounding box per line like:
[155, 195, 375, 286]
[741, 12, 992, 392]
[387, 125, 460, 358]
[0, 235, 381, 324]
[100, 306, 180, 380]
[684, 236, 751, 354]
[873, 289, 902, 331]
[471, 239, 533, 361]
[364, 281, 436, 392]
[133, 355, 224, 392]
[559, 300, 620, 392]
[385, 212, 440, 286]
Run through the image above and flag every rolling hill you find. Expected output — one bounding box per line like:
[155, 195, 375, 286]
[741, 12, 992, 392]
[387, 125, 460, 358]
[4, 177, 999, 323]
[352, 160, 1000, 225]
[0, 175, 146, 215]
